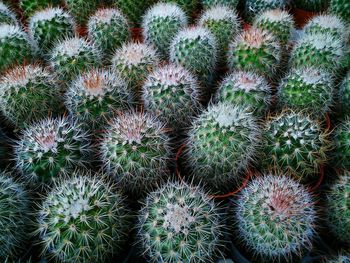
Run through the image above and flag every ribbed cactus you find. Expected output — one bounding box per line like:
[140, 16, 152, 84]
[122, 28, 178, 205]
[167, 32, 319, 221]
[36, 172, 129, 262]
[0, 65, 62, 128]
[228, 28, 281, 79]
[330, 0, 350, 23]
[65, 68, 132, 130]
[137, 181, 225, 263]
[20, 0, 61, 18]
[64, 0, 98, 26]
[338, 71, 350, 117]
[262, 111, 328, 181]
[88, 8, 130, 59]
[294, 0, 329, 12]
[0, 171, 30, 261]
[100, 111, 171, 194]
[332, 119, 350, 169]
[185, 103, 260, 191]
[142, 2, 188, 59]
[277, 67, 333, 115]
[244, 0, 288, 22]
[29, 7, 76, 55]
[215, 70, 272, 117]
[142, 64, 202, 131]
[113, 0, 154, 26]
[235, 174, 316, 261]
[166, 0, 198, 15]
[0, 2, 17, 25]
[14, 117, 91, 185]
[201, 0, 239, 9]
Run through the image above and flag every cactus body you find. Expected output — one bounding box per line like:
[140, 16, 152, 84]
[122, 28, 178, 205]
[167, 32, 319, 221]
[295, 0, 329, 12]
[338, 71, 350, 117]
[166, 0, 198, 15]
[0, 2, 17, 25]
[201, 0, 239, 9]
[113, 0, 154, 26]
[244, 0, 288, 22]
[332, 119, 350, 169]
[20, 0, 61, 17]
[64, 0, 98, 25]
[330, 0, 350, 23]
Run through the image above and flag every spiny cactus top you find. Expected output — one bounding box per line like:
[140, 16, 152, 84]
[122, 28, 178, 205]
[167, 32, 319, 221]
[0, 171, 30, 260]
[244, 0, 288, 22]
[215, 70, 272, 117]
[142, 2, 188, 59]
[0, 2, 17, 25]
[64, 0, 98, 25]
[165, 0, 198, 15]
[14, 117, 91, 185]
[330, 0, 350, 23]
[201, 0, 239, 9]
[186, 103, 260, 191]
[100, 111, 171, 194]
[332, 118, 350, 169]
[294, 0, 330, 12]
[114, 0, 154, 25]
[36, 173, 129, 262]
[20, 0, 61, 17]
[137, 181, 226, 263]
[142, 64, 202, 131]
[235, 174, 316, 261]
[29, 7, 76, 55]
[228, 27, 281, 79]
[0, 64, 62, 128]
[338, 71, 350, 117]
[262, 111, 328, 181]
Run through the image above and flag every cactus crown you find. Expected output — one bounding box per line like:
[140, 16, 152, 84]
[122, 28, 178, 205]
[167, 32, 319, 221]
[199, 4, 238, 22]
[144, 2, 187, 21]
[0, 1, 17, 25]
[89, 7, 125, 24]
[30, 6, 73, 24]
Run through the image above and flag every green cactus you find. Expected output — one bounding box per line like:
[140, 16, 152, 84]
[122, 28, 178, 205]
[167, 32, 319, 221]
[323, 254, 350, 263]
[64, 0, 98, 26]
[0, 65, 62, 128]
[36, 172, 129, 262]
[330, 0, 350, 23]
[331, 119, 350, 169]
[137, 181, 226, 263]
[0, 2, 17, 25]
[14, 117, 91, 185]
[142, 2, 188, 59]
[215, 70, 272, 117]
[294, 0, 330, 11]
[113, 0, 154, 26]
[100, 111, 171, 194]
[201, 0, 239, 10]
[244, 0, 288, 22]
[338, 71, 350, 117]
[166, 0, 198, 15]
[20, 0, 61, 18]
[262, 111, 328, 181]
[235, 174, 316, 262]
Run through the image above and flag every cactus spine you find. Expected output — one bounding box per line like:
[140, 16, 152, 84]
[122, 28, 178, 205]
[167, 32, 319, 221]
[20, 0, 61, 18]
[64, 0, 98, 26]
[0, 2, 17, 25]
[244, 0, 288, 22]
[338, 71, 350, 117]
[201, 0, 239, 10]
[330, 0, 350, 23]
[332, 119, 350, 169]
[113, 0, 154, 26]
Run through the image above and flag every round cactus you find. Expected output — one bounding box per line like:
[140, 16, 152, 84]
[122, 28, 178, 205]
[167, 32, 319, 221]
[323, 254, 350, 263]
[100, 111, 171, 194]
[262, 111, 328, 181]
[199, 5, 240, 64]
[142, 2, 188, 59]
[112, 42, 159, 101]
[64, 0, 98, 26]
[88, 8, 130, 59]
[142, 64, 202, 131]
[214, 70, 272, 117]
[0, 25, 35, 73]
[65, 68, 132, 130]
[0, 64, 62, 128]
[170, 26, 217, 89]
[294, 0, 329, 12]
[244, 0, 288, 22]
[253, 9, 295, 46]
[0, 2, 17, 25]
[113, 0, 154, 26]
[137, 181, 226, 263]
[228, 27, 281, 80]
[201, 0, 239, 9]
[0, 171, 30, 261]
[50, 37, 102, 84]
[20, 0, 61, 18]
[338, 71, 350, 117]
[185, 102, 260, 191]
[14, 117, 91, 185]
[166, 0, 198, 15]
[330, 0, 350, 23]
[277, 67, 333, 115]
[331, 119, 350, 169]
[36, 172, 129, 262]
[235, 174, 316, 261]
[29, 7, 76, 55]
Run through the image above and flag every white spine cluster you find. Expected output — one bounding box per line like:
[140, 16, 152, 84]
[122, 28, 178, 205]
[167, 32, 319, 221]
[0, 2, 17, 24]
[199, 5, 239, 24]
[172, 26, 216, 42]
[143, 2, 187, 22]
[88, 7, 127, 28]
[255, 8, 293, 23]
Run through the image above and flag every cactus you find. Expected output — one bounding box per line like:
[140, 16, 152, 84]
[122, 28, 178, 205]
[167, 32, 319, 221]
[100, 111, 171, 194]
[20, 0, 61, 18]
[235, 174, 316, 261]
[253, 9, 295, 46]
[244, 0, 288, 22]
[228, 27, 281, 79]
[0, 65, 62, 128]
[185, 102, 260, 191]
[294, 0, 329, 12]
[0, 2, 17, 25]
[112, 42, 159, 101]
[0, 25, 35, 73]
[137, 181, 226, 263]
[64, 0, 98, 26]
[199, 5, 240, 64]
[262, 111, 328, 181]
[201, 0, 239, 10]
[338, 71, 350, 117]
[36, 172, 129, 262]
[166, 0, 198, 15]
[49, 37, 102, 84]
[142, 64, 202, 131]
[330, 0, 350, 23]
[29, 7, 76, 55]
[323, 254, 350, 263]
[113, 0, 154, 26]
[331, 119, 350, 169]
[0, 171, 30, 261]
[214, 70, 272, 117]
[170, 26, 217, 89]
[277, 67, 333, 115]
[142, 2, 188, 59]
[65, 68, 132, 130]
[14, 117, 91, 185]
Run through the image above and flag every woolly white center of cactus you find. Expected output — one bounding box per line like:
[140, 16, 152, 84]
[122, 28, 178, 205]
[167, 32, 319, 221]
[299, 68, 324, 85]
[146, 2, 186, 19]
[241, 29, 269, 48]
[67, 197, 89, 219]
[200, 6, 237, 22]
[0, 24, 25, 38]
[30, 7, 68, 24]
[92, 8, 121, 24]
[259, 9, 291, 22]
[82, 73, 106, 96]
[236, 74, 260, 92]
[163, 203, 195, 234]
[117, 43, 156, 66]
[177, 26, 212, 41]
[311, 15, 344, 30]
[266, 190, 296, 219]
[1, 65, 48, 88]
[35, 132, 58, 153]
[58, 38, 87, 57]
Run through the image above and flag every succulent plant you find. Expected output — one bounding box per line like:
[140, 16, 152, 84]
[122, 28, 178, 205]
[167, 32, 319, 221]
[228, 27, 281, 80]
[166, 0, 198, 15]
[0, 64, 62, 128]
[330, 0, 350, 23]
[100, 111, 171, 194]
[262, 111, 328, 181]
[0, 24, 35, 73]
[244, 0, 288, 22]
[215, 70, 272, 117]
[201, 0, 239, 10]
[64, 0, 98, 26]
[113, 0, 154, 26]
[235, 174, 316, 262]
[36, 172, 129, 262]
[142, 2, 188, 59]
[338, 71, 350, 117]
[137, 181, 226, 263]
[185, 102, 260, 191]
[20, 0, 61, 18]
[0, 2, 17, 25]
[294, 0, 330, 12]
[14, 117, 91, 185]
[29, 7, 76, 55]
[331, 118, 350, 169]
[323, 254, 350, 263]
[65, 68, 132, 130]
[142, 64, 202, 132]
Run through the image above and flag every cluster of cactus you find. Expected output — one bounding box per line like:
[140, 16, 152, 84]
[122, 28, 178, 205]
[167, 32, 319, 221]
[0, 2, 17, 25]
